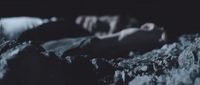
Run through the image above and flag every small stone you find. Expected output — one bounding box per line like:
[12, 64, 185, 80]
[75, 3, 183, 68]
[193, 77, 200, 85]
[140, 66, 148, 71]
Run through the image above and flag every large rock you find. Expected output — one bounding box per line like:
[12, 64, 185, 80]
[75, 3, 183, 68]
[117, 34, 200, 85]
[1, 33, 200, 85]
[0, 40, 115, 85]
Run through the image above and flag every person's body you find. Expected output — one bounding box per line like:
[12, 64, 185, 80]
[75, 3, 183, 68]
[63, 23, 166, 57]
[0, 16, 166, 57]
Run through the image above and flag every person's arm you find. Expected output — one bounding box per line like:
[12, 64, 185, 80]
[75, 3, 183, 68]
[0, 17, 57, 40]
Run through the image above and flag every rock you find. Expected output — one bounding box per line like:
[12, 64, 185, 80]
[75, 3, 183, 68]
[128, 75, 154, 85]
[41, 37, 89, 57]
[193, 77, 200, 85]
[117, 34, 200, 85]
[140, 66, 148, 71]
[178, 48, 195, 68]
[90, 58, 115, 84]
[0, 41, 99, 85]
[0, 41, 44, 85]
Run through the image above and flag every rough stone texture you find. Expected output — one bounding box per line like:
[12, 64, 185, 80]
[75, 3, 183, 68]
[117, 34, 200, 85]
[1, 34, 200, 85]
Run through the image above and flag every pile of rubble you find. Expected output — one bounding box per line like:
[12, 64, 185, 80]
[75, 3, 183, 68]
[0, 33, 200, 85]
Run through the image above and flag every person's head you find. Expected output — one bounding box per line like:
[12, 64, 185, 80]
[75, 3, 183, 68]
[140, 23, 167, 43]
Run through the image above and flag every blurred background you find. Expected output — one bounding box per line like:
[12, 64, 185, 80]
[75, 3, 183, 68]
[0, 0, 199, 42]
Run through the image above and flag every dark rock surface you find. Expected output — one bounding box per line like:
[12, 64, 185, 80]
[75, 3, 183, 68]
[0, 33, 200, 85]
[118, 34, 200, 85]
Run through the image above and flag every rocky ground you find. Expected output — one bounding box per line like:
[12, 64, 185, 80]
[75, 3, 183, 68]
[0, 33, 200, 85]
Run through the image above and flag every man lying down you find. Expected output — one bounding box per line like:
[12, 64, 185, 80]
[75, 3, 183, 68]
[0, 16, 166, 58]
